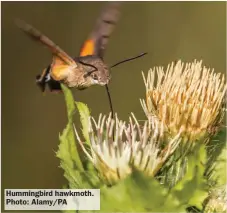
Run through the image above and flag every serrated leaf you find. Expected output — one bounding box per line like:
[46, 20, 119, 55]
[57, 84, 83, 175]
[56, 85, 102, 192]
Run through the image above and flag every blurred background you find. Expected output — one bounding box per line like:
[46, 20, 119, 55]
[1, 1, 226, 210]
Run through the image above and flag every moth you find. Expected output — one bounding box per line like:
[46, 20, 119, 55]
[16, 2, 147, 115]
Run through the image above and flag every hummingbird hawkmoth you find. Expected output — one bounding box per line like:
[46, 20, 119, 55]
[16, 2, 147, 115]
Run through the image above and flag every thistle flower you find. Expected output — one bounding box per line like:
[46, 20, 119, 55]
[204, 185, 227, 213]
[141, 60, 227, 142]
[58, 61, 226, 212]
[74, 113, 181, 184]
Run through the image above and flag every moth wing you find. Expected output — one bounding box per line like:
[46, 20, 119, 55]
[79, 2, 121, 59]
[16, 19, 76, 65]
[16, 19, 77, 82]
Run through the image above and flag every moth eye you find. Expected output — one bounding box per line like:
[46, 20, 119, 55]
[91, 73, 98, 80]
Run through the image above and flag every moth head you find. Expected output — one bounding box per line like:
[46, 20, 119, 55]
[80, 56, 111, 86]
[90, 68, 111, 86]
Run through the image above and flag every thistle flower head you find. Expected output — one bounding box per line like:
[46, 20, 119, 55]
[204, 185, 227, 213]
[141, 60, 227, 142]
[74, 113, 181, 184]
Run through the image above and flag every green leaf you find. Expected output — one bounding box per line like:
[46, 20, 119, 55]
[172, 144, 208, 210]
[100, 169, 183, 212]
[75, 101, 91, 145]
[57, 85, 102, 191]
[61, 84, 76, 121]
[57, 84, 83, 175]
[209, 144, 227, 187]
[205, 127, 226, 187]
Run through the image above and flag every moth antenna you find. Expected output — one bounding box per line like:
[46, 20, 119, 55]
[111, 52, 148, 69]
[78, 60, 98, 78]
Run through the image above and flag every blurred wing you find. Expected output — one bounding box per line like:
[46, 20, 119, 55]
[16, 19, 76, 66]
[79, 2, 121, 59]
